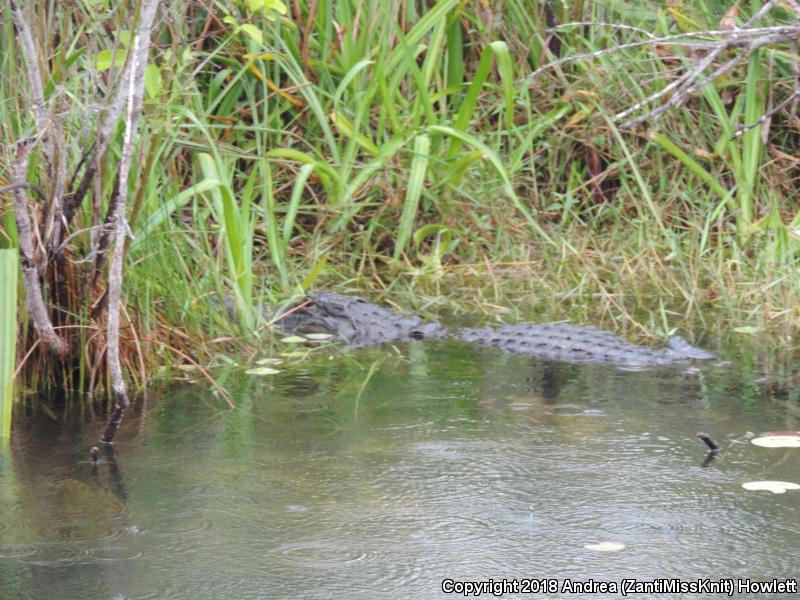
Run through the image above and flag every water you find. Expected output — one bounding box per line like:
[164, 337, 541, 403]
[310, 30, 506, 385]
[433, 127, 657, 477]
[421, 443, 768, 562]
[1, 339, 799, 599]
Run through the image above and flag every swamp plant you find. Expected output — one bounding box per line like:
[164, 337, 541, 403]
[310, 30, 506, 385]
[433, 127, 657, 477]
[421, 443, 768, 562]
[0, 0, 799, 413]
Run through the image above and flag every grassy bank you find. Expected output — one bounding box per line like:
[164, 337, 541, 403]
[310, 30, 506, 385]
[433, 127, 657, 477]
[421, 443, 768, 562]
[1, 0, 799, 392]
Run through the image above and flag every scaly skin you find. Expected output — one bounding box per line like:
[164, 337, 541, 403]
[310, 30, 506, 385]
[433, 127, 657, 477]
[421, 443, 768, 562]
[275, 292, 714, 367]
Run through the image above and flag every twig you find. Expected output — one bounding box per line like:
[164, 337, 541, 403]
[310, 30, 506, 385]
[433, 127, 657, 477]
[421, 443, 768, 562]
[619, 45, 752, 128]
[0, 182, 48, 202]
[48, 223, 111, 261]
[523, 25, 798, 86]
[548, 21, 656, 39]
[524, 0, 800, 129]
[62, 20, 137, 225]
[619, 1, 793, 127]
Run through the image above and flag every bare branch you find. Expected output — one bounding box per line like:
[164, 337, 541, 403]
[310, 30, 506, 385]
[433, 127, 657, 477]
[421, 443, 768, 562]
[9, 0, 50, 157]
[619, 45, 752, 129]
[732, 89, 800, 139]
[63, 18, 138, 225]
[524, 25, 800, 86]
[0, 182, 47, 203]
[524, 0, 800, 129]
[548, 21, 656, 39]
[8, 142, 68, 358]
[102, 0, 161, 444]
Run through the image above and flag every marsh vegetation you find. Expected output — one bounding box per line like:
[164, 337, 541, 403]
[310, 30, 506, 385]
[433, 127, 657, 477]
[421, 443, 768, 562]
[1, 0, 799, 400]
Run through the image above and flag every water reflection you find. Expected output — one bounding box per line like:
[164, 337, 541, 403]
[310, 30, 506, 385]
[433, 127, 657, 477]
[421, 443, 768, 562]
[1, 339, 799, 599]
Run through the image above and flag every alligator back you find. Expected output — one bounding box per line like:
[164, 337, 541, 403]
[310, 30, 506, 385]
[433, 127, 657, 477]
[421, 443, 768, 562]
[457, 323, 713, 367]
[275, 292, 714, 367]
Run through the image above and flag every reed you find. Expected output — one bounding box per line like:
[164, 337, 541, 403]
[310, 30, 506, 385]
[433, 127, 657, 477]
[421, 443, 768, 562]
[0, 249, 17, 438]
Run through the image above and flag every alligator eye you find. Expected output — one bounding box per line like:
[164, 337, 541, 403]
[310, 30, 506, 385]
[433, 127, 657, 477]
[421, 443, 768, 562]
[409, 330, 425, 340]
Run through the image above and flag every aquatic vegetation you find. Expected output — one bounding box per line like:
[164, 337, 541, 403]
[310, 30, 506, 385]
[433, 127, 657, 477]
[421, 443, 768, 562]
[1, 0, 799, 398]
[0, 249, 17, 438]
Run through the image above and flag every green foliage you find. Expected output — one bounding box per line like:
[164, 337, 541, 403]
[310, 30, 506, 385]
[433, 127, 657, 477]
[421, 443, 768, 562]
[0, 249, 17, 438]
[2, 0, 800, 385]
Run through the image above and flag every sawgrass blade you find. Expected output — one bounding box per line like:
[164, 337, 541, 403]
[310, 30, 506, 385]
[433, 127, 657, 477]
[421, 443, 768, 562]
[0, 249, 17, 439]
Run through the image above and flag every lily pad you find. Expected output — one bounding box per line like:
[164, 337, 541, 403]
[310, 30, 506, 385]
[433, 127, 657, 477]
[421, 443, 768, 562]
[245, 367, 281, 376]
[751, 436, 800, 448]
[280, 335, 307, 343]
[742, 481, 800, 494]
[584, 542, 625, 552]
[304, 333, 334, 341]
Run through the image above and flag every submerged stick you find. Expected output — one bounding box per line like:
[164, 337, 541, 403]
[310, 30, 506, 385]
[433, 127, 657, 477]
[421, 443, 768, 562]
[696, 432, 720, 452]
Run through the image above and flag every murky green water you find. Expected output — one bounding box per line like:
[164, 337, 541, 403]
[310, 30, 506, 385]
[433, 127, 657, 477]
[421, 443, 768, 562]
[1, 340, 799, 599]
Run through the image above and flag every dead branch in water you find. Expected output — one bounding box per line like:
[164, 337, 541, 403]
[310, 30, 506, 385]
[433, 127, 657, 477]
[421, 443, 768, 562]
[101, 0, 161, 445]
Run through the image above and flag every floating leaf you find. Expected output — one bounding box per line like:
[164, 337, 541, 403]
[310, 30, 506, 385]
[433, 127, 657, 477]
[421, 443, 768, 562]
[304, 333, 334, 341]
[584, 542, 625, 552]
[245, 367, 280, 376]
[751, 435, 800, 448]
[280, 335, 306, 343]
[256, 357, 284, 366]
[742, 481, 800, 494]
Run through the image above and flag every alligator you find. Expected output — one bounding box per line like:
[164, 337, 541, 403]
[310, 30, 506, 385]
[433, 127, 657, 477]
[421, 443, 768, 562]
[275, 291, 715, 368]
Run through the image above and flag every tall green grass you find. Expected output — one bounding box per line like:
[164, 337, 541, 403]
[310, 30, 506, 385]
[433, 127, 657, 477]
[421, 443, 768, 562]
[0, 249, 17, 438]
[2, 0, 800, 390]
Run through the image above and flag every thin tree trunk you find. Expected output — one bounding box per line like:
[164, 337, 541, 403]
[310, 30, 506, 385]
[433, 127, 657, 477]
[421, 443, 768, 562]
[10, 146, 68, 358]
[100, 0, 161, 444]
[9, 0, 68, 358]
